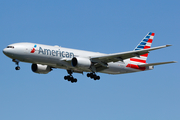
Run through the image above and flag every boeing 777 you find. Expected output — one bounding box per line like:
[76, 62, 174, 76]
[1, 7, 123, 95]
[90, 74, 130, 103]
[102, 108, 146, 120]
[3, 32, 176, 83]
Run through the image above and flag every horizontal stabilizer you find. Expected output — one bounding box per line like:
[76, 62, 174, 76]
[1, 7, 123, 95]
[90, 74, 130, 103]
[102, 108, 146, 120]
[138, 61, 177, 67]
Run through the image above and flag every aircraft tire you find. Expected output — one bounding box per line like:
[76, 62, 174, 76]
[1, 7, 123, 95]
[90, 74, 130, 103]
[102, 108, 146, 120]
[71, 78, 77, 83]
[15, 66, 20, 70]
[64, 76, 68, 80]
[87, 73, 90, 77]
[66, 76, 70, 81]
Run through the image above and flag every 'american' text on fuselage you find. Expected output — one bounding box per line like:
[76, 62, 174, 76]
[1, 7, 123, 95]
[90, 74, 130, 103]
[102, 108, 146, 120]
[38, 47, 74, 58]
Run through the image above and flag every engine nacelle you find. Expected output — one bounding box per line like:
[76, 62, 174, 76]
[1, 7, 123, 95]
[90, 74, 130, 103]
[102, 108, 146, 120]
[72, 57, 91, 69]
[31, 64, 52, 74]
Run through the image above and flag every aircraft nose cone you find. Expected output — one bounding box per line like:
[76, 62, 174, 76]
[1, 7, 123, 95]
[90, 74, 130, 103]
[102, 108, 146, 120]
[3, 48, 12, 57]
[3, 48, 7, 54]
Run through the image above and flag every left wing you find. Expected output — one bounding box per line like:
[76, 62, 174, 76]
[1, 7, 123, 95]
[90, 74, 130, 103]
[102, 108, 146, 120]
[91, 45, 171, 66]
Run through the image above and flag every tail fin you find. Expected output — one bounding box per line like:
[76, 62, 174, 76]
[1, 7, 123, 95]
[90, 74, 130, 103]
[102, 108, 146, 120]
[130, 32, 155, 64]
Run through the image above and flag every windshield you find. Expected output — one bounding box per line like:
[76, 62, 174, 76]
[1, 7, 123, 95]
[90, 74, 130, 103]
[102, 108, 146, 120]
[7, 46, 14, 48]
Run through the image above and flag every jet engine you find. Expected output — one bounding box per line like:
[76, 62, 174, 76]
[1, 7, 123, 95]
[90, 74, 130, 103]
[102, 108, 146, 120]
[72, 57, 91, 69]
[31, 64, 52, 74]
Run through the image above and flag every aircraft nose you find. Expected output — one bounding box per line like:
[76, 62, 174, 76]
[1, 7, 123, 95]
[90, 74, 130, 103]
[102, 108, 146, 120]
[3, 48, 13, 57]
[3, 48, 7, 55]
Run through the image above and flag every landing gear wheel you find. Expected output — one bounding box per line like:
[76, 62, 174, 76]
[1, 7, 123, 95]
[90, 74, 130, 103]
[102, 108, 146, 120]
[74, 78, 77, 82]
[64, 76, 68, 80]
[71, 78, 77, 83]
[67, 76, 72, 81]
[15, 66, 20, 70]
[87, 73, 100, 80]
[87, 73, 90, 77]
[64, 71, 78, 83]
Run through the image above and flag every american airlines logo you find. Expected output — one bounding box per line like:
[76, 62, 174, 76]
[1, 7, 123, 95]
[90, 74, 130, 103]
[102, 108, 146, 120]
[30, 45, 37, 53]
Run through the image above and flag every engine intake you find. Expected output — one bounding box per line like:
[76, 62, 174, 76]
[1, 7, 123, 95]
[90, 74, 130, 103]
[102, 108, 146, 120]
[72, 57, 91, 69]
[31, 64, 52, 74]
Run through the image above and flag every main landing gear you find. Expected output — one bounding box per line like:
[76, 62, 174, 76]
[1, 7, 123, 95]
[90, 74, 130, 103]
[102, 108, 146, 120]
[12, 59, 20, 70]
[87, 73, 100, 80]
[64, 70, 77, 83]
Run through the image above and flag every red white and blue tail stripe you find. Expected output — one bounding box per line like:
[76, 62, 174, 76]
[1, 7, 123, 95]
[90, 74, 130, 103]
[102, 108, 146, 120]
[134, 32, 155, 51]
[126, 32, 155, 70]
[130, 32, 155, 65]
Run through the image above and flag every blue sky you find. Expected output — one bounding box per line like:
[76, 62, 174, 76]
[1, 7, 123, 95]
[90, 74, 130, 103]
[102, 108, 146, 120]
[0, 0, 179, 120]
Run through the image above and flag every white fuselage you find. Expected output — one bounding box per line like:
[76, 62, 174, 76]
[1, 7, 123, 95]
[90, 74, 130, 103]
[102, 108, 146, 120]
[3, 42, 151, 74]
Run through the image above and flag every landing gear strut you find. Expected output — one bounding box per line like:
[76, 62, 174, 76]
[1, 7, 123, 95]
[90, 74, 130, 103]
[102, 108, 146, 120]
[12, 59, 20, 70]
[64, 70, 77, 83]
[87, 73, 100, 80]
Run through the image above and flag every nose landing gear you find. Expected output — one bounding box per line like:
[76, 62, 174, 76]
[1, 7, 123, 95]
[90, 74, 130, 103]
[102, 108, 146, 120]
[12, 59, 20, 70]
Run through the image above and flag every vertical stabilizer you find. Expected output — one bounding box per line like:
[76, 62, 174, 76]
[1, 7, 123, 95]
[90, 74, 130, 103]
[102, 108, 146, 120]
[131, 32, 155, 64]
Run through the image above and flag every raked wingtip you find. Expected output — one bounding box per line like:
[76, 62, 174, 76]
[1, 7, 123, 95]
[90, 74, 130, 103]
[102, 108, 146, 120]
[166, 44, 172, 47]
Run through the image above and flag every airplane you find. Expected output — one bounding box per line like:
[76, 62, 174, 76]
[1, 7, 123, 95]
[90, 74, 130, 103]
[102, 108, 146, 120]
[3, 32, 176, 83]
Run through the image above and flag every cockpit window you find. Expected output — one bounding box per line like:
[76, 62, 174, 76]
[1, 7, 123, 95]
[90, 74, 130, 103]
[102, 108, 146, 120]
[7, 46, 14, 48]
